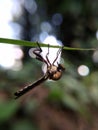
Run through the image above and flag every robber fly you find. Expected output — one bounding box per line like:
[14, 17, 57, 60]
[14, 42, 65, 99]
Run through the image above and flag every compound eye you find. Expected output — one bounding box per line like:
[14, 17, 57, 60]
[49, 71, 62, 80]
[58, 64, 65, 71]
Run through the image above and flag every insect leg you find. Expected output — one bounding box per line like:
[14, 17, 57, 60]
[45, 44, 51, 66]
[52, 47, 62, 65]
[33, 42, 48, 65]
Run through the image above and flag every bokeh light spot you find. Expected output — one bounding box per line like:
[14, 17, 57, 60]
[52, 13, 63, 26]
[39, 31, 48, 42]
[40, 22, 52, 33]
[77, 65, 90, 76]
[92, 50, 98, 63]
[96, 30, 98, 40]
[24, 0, 37, 14]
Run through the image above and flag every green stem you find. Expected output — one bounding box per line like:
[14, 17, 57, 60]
[0, 38, 96, 51]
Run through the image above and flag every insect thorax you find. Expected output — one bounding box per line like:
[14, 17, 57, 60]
[47, 65, 63, 80]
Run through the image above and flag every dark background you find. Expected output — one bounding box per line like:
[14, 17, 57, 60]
[0, 0, 98, 130]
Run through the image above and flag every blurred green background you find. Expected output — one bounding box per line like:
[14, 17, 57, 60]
[0, 0, 98, 130]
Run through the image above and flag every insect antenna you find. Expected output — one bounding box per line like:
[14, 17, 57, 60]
[52, 47, 62, 65]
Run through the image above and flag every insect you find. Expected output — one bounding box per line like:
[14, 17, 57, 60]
[14, 42, 65, 99]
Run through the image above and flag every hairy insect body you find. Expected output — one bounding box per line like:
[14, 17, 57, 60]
[47, 64, 65, 80]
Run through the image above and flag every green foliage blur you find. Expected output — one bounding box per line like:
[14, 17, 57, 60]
[0, 0, 98, 130]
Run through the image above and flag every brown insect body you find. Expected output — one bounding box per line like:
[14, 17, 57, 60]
[47, 64, 65, 80]
[14, 43, 65, 99]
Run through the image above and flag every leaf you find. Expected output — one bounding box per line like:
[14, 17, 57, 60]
[0, 100, 19, 122]
[0, 38, 96, 51]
